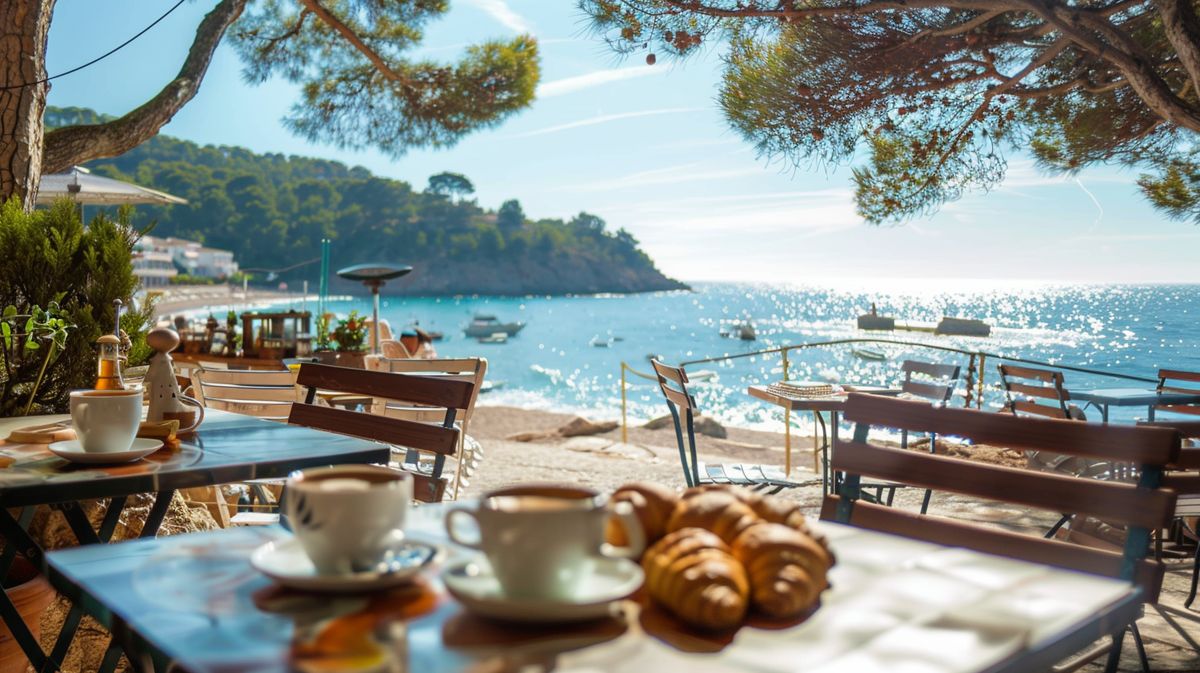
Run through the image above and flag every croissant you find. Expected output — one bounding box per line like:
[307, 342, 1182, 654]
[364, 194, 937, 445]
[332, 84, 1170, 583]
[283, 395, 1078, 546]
[682, 485, 807, 530]
[731, 522, 835, 619]
[642, 528, 750, 631]
[607, 482, 678, 548]
[666, 490, 759, 544]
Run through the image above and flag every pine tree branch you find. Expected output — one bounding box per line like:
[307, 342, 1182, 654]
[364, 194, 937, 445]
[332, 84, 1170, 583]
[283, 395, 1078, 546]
[41, 0, 247, 174]
[297, 0, 414, 87]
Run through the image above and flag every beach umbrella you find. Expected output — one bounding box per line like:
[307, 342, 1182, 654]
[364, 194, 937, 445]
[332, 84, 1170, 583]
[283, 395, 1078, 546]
[35, 166, 187, 214]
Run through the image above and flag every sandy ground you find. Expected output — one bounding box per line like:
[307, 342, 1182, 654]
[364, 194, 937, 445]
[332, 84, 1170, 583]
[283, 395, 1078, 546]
[147, 284, 314, 319]
[465, 405, 1200, 672]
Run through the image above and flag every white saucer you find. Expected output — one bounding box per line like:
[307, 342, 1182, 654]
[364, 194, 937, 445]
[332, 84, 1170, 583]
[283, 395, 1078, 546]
[251, 537, 440, 593]
[443, 556, 643, 623]
[47, 438, 164, 464]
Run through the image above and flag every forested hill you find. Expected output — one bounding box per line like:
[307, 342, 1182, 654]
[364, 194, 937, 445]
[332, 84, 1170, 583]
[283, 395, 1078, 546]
[44, 107, 687, 296]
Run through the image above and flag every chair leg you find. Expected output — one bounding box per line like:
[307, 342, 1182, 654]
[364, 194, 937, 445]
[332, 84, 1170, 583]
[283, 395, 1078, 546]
[1187, 545, 1199, 609]
[1103, 629, 1125, 673]
[919, 489, 933, 515]
[1130, 623, 1149, 673]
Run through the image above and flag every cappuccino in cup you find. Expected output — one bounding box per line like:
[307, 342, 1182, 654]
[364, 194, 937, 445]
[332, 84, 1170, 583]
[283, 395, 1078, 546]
[69, 389, 143, 453]
[445, 484, 644, 601]
[285, 465, 413, 576]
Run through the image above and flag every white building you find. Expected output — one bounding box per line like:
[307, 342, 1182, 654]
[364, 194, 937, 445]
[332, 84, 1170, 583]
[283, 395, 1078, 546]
[132, 238, 177, 287]
[140, 235, 239, 279]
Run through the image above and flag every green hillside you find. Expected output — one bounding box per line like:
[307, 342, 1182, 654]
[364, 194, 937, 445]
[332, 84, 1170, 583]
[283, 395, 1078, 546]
[44, 107, 686, 295]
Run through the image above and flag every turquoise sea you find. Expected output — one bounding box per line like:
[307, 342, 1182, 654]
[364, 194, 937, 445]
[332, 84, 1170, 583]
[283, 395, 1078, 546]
[263, 281, 1197, 432]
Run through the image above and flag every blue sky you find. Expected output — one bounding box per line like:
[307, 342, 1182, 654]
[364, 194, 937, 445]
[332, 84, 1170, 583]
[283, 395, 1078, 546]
[44, 0, 1200, 283]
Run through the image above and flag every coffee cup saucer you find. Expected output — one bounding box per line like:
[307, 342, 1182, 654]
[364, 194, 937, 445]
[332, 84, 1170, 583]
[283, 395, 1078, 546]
[442, 556, 643, 623]
[47, 438, 164, 464]
[251, 537, 441, 593]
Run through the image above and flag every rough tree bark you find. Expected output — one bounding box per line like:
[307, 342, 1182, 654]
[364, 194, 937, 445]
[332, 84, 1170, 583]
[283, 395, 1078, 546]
[0, 0, 55, 212]
[41, 0, 248, 177]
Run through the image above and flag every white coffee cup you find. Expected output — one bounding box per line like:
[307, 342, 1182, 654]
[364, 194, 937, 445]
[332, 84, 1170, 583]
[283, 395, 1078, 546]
[285, 465, 413, 576]
[445, 485, 645, 601]
[69, 389, 143, 453]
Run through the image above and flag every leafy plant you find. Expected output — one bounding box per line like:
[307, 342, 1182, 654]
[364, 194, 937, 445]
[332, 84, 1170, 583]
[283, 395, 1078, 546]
[315, 313, 332, 351]
[331, 311, 368, 353]
[0, 198, 152, 415]
[0, 302, 75, 415]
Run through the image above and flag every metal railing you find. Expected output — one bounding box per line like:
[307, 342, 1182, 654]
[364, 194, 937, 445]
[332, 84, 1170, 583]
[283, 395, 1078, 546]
[619, 336, 1158, 461]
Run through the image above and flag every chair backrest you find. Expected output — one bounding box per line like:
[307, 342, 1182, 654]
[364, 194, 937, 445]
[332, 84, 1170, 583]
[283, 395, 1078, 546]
[379, 340, 413, 359]
[997, 364, 1073, 419]
[900, 360, 960, 403]
[1138, 419, 1200, 516]
[365, 356, 487, 429]
[190, 367, 299, 421]
[1156, 369, 1200, 417]
[290, 363, 475, 503]
[825, 393, 1179, 601]
[649, 360, 701, 487]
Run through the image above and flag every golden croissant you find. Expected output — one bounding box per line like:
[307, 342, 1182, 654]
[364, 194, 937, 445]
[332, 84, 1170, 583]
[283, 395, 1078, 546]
[731, 522, 835, 619]
[666, 490, 759, 544]
[642, 527, 750, 631]
[607, 482, 678, 548]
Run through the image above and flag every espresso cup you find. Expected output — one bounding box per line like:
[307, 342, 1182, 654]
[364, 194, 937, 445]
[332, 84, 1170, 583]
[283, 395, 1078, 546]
[285, 465, 413, 576]
[445, 485, 645, 601]
[69, 389, 143, 453]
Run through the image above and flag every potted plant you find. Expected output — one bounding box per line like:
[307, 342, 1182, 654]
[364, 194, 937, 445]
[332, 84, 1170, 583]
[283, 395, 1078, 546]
[330, 310, 369, 368]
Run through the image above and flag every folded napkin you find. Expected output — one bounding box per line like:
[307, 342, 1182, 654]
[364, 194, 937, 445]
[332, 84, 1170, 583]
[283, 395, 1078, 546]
[768, 380, 836, 398]
[137, 420, 181, 452]
[6, 421, 75, 444]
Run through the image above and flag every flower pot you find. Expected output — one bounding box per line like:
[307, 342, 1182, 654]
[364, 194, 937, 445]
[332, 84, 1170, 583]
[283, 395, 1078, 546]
[334, 352, 367, 369]
[313, 351, 338, 366]
[0, 557, 54, 671]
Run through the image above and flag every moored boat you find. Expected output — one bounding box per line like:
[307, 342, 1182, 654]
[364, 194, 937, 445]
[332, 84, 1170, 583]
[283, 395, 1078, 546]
[464, 314, 525, 338]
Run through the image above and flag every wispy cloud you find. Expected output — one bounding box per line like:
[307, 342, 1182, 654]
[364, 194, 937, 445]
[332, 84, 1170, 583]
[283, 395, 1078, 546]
[462, 0, 534, 33]
[537, 66, 663, 98]
[562, 161, 763, 192]
[509, 107, 703, 138]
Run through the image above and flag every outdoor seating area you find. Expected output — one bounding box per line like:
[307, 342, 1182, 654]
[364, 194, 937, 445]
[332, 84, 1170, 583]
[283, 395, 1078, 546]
[9, 2, 1200, 671]
[0, 335, 1196, 673]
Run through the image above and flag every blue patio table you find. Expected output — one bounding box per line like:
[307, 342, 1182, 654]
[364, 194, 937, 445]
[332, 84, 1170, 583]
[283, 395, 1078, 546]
[1066, 388, 1200, 423]
[0, 409, 390, 673]
[43, 503, 1141, 673]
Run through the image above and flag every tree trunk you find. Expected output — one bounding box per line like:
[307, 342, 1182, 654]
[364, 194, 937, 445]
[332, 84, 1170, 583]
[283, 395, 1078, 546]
[0, 0, 54, 211]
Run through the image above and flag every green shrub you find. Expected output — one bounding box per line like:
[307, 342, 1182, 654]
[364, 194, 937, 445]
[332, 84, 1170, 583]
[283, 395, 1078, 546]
[0, 199, 153, 415]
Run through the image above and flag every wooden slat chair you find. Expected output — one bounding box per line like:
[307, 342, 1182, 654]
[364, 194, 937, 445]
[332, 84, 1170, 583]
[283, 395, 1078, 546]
[898, 359, 961, 514]
[1155, 369, 1200, 418]
[824, 393, 1179, 673]
[365, 356, 487, 500]
[651, 360, 811, 492]
[1138, 419, 1200, 610]
[997, 364, 1109, 477]
[189, 367, 305, 523]
[291, 363, 473, 503]
[190, 367, 300, 421]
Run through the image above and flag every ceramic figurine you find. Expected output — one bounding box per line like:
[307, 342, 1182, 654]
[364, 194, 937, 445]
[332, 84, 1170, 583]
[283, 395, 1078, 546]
[144, 327, 205, 433]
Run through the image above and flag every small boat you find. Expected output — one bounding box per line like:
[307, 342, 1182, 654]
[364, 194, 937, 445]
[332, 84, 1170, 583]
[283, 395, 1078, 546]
[688, 369, 719, 383]
[589, 335, 614, 348]
[720, 320, 756, 341]
[852, 348, 887, 362]
[477, 332, 508, 344]
[464, 314, 525, 338]
[479, 380, 505, 394]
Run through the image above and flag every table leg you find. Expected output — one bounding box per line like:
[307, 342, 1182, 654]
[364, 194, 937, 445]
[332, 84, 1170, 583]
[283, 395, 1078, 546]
[1148, 405, 1156, 422]
[0, 507, 37, 579]
[1102, 404, 1110, 423]
[140, 490, 175, 538]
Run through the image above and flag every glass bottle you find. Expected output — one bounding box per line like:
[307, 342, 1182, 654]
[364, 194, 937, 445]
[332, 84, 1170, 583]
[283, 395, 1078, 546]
[95, 334, 125, 390]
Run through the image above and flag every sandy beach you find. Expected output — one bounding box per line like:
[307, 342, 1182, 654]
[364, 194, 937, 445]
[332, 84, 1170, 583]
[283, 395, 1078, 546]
[147, 284, 314, 320]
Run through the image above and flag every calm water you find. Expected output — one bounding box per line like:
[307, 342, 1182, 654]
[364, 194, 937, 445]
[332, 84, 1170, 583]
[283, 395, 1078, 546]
[255, 281, 1198, 432]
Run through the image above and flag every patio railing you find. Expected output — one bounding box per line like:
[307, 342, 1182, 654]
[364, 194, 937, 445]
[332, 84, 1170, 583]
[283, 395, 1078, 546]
[618, 336, 1159, 452]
